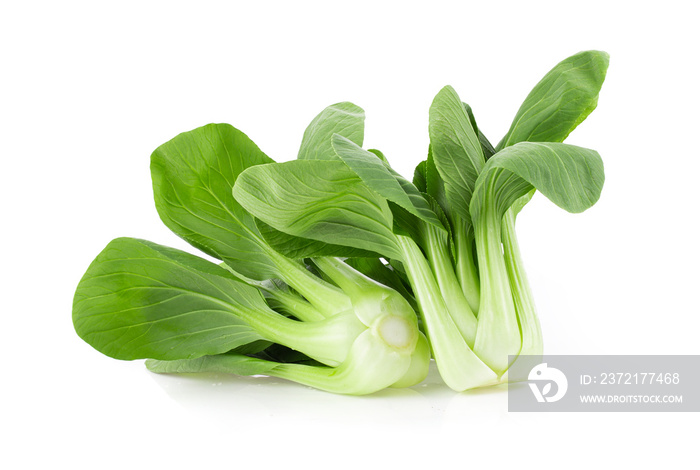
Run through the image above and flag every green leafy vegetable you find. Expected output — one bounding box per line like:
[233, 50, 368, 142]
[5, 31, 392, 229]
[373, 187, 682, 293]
[429, 85, 485, 223]
[497, 50, 609, 150]
[73, 104, 431, 395]
[331, 134, 445, 232]
[73, 237, 265, 361]
[233, 159, 403, 260]
[297, 101, 365, 160]
[73, 50, 609, 394]
[233, 50, 608, 389]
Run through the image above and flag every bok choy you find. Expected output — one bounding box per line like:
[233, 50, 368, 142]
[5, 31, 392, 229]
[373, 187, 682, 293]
[73, 115, 430, 395]
[73, 50, 608, 394]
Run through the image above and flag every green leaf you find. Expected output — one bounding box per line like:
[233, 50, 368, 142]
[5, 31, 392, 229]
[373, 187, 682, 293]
[413, 160, 427, 193]
[425, 147, 449, 219]
[74, 238, 365, 368]
[367, 148, 390, 165]
[72, 237, 266, 361]
[254, 218, 379, 260]
[470, 142, 605, 222]
[151, 123, 371, 278]
[298, 102, 365, 160]
[463, 102, 496, 159]
[510, 188, 536, 216]
[233, 160, 403, 260]
[146, 352, 281, 376]
[429, 86, 485, 222]
[151, 123, 279, 280]
[331, 134, 445, 232]
[391, 190, 455, 261]
[497, 50, 610, 149]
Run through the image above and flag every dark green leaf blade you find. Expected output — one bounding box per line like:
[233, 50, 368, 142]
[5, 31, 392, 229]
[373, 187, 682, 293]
[463, 102, 496, 159]
[254, 218, 380, 259]
[233, 160, 403, 260]
[331, 134, 445, 232]
[497, 50, 610, 150]
[151, 123, 368, 274]
[151, 123, 280, 280]
[429, 86, 485, 221]
[146, 352, 281, 376]
[298, 102, 365, 160]
[368, 148, 389, 165]
[72, 237, 266, 361]
[470, 142, 605, 221]
[413, 160, 427, 193]
[426, 147, 450, 219]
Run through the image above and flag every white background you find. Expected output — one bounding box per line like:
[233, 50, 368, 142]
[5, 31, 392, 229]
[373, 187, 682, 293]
[2, 1, 699, 468]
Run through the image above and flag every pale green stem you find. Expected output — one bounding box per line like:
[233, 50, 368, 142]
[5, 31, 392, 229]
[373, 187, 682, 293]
[220, 262, 327, 322]
[472, 203, 522, 375]
[453, 219, 481, 314]
[423, 226, 477, 347]
[268, 329, 411, 395]
[264, 249, 352, 317]
[313, 257, 420, 342]
[262, 286, 327, 323]
[396, 234, 498, 391]
[502, 209, 543, 356]
[218, 299, 365, 367]
[312, 257, 382, 299]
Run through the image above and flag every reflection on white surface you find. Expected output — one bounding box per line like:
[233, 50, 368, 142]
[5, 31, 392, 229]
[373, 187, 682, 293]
[147, 360, 509, 430]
